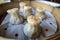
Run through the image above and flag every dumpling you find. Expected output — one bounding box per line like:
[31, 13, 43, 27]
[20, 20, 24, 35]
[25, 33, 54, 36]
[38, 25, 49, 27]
[23, 6, 32, 19]
[27, 15, 42, 25]
[19, 2, 32, 19]
[24, 15, 42, 39]
[7, 8, 23, 24]
[35, 7, 46, 20]
[24, 23, 41, 39]
[19, 2, 27, 7]
[19, 2, 27, 16]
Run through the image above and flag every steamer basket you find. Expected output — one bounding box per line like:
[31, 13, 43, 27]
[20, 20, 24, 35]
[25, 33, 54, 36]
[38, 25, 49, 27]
[0, 1, 60, 40]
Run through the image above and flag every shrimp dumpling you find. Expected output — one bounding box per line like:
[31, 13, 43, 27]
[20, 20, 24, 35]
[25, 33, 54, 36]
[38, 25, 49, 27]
[24, 15, 42, 39]
[27, 15, 42, 25]
[7, 8, 23, 24]
[23, 6, 32, 19]
[24, 23, 41, 39]
[19, 2, 27, 7]
[19, 2, 32, 19]
[19, 2, 27, 16]
[35, 7, 46, 19]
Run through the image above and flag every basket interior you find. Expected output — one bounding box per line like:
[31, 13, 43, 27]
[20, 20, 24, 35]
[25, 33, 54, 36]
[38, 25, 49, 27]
[0, 1, 60, 40]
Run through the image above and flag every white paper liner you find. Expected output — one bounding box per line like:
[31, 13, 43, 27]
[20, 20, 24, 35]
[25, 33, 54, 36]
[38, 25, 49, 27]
[1, 9, 57, 40]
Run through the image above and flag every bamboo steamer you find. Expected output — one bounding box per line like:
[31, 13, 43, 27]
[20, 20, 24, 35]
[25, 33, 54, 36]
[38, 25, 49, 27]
[0, 1, 60, 40]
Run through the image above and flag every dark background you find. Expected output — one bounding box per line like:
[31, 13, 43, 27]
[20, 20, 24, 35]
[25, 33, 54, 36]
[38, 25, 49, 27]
[11, 0, 60, 3]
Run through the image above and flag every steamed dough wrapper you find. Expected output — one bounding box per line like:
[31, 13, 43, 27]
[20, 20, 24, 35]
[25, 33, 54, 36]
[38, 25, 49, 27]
[7, 8, 23, 24]
[19, 2, 27, 15]
[24, 23, 41, 38]
[27, 15, 42, 25]
[23, 6, 32, 19]
[19, 2, 32, 19]
[24, 15, 42, 38]
[19, 2, 27, 7]
[35, 7, 46, 20]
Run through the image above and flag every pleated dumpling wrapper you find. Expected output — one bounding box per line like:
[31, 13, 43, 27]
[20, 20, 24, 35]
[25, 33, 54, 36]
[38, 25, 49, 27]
[7, 8, 23, 24]
[23, 6, 32, 19]
[19, 2, 27, 15]
[24, 15, 42, 39]
[35, 7, 46, 20]
[27, 15, 42, 25]
[19, 2, 27, 7]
